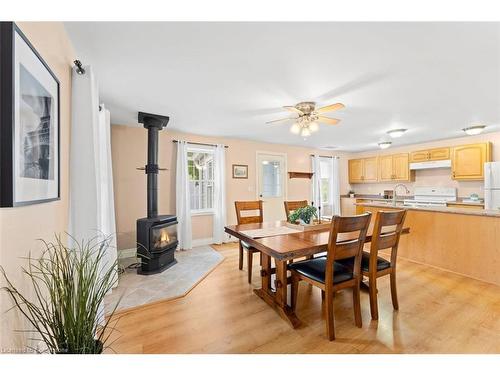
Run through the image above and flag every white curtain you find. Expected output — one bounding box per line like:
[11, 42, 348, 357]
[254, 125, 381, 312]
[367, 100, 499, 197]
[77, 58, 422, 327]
[311, 155, 341, 217]
[212, 144, 227, 244]
[176, 141, 192, 250]
[311, 154, 322, 211]
[331, 157, 341, 216]
[69, 65, 117, 273]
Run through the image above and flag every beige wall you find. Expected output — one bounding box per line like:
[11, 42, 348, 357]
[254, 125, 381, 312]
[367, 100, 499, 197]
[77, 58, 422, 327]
[349, 131, 500, 198]
[111, 126, 351, 250]
[0, 23, 75, 351]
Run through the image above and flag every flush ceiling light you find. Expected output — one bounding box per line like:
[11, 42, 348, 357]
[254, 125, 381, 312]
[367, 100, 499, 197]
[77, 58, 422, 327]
[378, 141, 392, 149]
[463, 125, 486, 136]
[387, 128, 407, 138]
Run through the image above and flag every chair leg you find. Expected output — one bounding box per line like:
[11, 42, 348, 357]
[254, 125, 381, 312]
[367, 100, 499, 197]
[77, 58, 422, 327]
[353, 281, 362, 328]
[259, 252, 262, 266]
[291, 274, 299, 311]
[390, 269, 399, 310]
[325, 289, 336, 341]
[247, 250, 253, 284]
[238, 242, 243, 270]
[368, 275, 378, 320]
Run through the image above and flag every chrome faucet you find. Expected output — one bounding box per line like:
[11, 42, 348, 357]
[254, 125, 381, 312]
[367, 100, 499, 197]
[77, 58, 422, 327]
[393, 183, 410, 206]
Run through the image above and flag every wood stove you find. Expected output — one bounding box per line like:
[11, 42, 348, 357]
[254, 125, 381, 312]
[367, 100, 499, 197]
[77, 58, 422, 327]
[136, 112, 178, 275]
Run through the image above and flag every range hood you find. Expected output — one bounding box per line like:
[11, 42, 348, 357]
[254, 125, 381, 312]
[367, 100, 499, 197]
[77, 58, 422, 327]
[410, 159, 452, 170]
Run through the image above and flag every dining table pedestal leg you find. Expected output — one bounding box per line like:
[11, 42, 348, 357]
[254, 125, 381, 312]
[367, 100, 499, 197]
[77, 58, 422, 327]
[253, 256, 301, 329]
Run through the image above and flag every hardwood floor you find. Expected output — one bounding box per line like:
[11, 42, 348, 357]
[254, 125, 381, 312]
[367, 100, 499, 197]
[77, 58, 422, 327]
[108, 243, 500, 353]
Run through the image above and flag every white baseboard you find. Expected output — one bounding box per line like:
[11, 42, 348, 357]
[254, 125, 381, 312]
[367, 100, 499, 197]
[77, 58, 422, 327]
[192, 237, 214, 247]
[118, 248, 137, 259]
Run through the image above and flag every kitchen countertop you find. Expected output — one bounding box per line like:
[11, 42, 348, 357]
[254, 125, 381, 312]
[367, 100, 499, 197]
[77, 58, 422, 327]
[355, 201, 500, 218]
[342, 195, 485, 206]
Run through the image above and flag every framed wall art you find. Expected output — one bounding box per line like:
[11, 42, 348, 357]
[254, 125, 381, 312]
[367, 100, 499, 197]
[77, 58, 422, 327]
[232, 164, 248, 179]
[0, 22, 60, 207]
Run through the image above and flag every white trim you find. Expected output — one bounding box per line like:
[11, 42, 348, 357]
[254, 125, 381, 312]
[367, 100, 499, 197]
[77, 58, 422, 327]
[118, 248, 137, 259]
[192, 237, 215, 247]
[191, 209, 215, 216]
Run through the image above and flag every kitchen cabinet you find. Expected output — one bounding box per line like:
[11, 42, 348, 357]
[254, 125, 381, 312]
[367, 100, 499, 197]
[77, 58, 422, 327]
[451, 142, 491, 180]
[410, 147, 450, 162]
[348, 157, 378, 183]
[378, 153, 412, 182]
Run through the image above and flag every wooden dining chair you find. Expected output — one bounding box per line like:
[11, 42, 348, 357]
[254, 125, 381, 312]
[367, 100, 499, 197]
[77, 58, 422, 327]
[234, 201, 263, 284]
[362, 210, 407, 320]
[284, 200, 308, 222]
[289, 213, 372, 341]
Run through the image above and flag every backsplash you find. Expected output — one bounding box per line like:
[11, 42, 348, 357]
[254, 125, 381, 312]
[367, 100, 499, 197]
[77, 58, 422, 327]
[351, 167, 485, 198]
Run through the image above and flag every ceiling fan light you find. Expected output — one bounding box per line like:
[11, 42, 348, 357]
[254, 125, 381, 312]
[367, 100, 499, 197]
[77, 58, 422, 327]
[463, 125, 486, 136]
[387, 128, 407, 138]
[290, 123, 300, 134]
[309, 122, 319, 132]
[378, 141, 392, 149]
[301, 127, 311, 137]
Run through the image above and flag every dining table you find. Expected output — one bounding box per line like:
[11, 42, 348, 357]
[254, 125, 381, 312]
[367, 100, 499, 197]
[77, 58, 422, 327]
[224, 220, 410, 328]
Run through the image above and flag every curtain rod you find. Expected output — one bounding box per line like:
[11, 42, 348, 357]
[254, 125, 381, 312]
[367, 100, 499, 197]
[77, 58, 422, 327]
[310, 154, 340, 159]
[172, 140, 229, 148]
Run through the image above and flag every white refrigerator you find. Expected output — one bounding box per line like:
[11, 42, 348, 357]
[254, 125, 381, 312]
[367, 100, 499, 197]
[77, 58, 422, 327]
[484, 162, 500, 210]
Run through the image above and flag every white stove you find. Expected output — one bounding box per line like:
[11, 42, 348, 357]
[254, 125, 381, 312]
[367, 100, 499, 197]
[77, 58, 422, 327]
[403, 187, 457, 207]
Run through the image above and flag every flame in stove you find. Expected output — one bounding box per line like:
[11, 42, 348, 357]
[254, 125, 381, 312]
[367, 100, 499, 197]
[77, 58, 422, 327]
[160, 231, 170, 243]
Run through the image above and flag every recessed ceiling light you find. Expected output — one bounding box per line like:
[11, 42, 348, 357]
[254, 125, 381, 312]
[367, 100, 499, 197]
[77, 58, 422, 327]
[387, 128, 407, 138]
[378, 141, 392, 149]
[463, 125, 486, 136]
[320, 145, 338, 150]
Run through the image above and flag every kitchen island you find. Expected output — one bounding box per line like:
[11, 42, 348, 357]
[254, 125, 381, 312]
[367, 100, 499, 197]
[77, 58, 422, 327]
[356, 201, 500, 286]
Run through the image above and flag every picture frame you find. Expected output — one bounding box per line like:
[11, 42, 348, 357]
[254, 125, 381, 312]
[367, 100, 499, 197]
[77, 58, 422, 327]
[0, 22, 60, 207]
[232, 164, 248, 179]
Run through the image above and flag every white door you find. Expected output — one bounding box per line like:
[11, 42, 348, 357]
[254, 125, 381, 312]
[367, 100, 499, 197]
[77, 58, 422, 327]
[256, 152, 287, 222]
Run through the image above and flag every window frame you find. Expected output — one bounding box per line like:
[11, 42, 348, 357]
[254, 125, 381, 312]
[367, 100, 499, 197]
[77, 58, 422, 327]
[187, 145, 216, 216]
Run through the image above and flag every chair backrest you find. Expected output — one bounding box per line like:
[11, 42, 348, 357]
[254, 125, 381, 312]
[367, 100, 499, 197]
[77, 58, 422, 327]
[324, 213, 372, 285]
[369, 210, 407, 269]
[235, 201, 264, 225]
[284, 200, 308, 222]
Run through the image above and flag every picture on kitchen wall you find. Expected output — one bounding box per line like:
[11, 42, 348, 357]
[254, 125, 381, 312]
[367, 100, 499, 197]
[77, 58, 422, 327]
[0, 22, 60, 207]
[232, 164, 248, 179]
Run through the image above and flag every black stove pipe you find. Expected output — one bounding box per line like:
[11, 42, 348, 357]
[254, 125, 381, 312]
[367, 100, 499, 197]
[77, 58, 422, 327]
[138, 112, 170, 219]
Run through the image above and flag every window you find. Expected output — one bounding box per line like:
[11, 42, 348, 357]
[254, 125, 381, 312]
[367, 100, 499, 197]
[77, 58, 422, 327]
[319, 158, 333, 216]
[261, 160, 282, 198]
[188, 148, 214, 213]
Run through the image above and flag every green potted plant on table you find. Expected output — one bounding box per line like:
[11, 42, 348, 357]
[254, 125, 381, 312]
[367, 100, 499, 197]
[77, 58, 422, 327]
[288, 205, 318, 225]
[0, 235, 121, 354]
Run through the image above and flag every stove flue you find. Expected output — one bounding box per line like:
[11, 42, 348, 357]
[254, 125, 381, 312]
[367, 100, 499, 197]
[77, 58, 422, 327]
[136, 112, 178, 275]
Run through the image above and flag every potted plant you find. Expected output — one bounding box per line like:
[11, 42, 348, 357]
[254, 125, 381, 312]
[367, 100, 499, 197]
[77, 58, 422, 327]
[0, 235, 121, 354]
[348, 189, 355, 198]
[288, 205, 318, 225]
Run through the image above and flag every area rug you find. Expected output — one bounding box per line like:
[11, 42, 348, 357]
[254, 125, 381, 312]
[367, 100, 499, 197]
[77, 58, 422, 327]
[104, 246, 224, 314]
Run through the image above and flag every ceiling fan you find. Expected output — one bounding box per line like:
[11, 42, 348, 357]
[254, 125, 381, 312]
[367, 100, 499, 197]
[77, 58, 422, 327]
[266, 101, 345, 137]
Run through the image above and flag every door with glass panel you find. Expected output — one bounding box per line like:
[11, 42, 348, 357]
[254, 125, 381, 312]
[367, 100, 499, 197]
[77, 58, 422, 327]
[256, 152, 287, 222]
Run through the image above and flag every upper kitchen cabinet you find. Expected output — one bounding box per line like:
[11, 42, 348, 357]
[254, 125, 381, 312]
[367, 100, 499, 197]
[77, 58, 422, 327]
[378, 153, 412, 182]
[348, 157, 378, 183]
[410, 147, 450, 162]
[451, 142, 492, 180]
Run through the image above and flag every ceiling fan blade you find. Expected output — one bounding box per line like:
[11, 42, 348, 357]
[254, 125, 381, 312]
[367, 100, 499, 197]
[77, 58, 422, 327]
[283, 106, 305, 115]
[265, 117, 296, 124]
[317, 116, 340, 125]
[315, 103, 345, 114]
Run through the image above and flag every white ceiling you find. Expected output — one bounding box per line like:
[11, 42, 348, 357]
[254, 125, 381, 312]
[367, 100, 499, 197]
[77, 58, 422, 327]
[64, 22, 500, 151]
